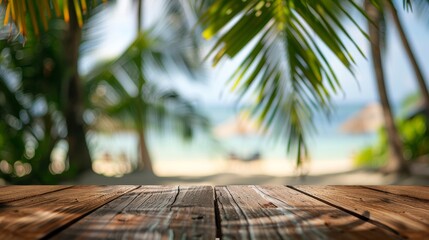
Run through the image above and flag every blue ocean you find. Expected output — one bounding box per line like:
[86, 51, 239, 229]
[88, 102, 384, 169]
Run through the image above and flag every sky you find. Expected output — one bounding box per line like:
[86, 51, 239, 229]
[80, 0, 429, 105]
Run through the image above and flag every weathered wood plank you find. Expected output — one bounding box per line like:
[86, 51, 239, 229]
[0, 185, 136, 239]
[215, 185, 399, 239]
[53, 185, 216, 239]
[0, 185, 72, 203]
[294, 185, 429, 239]
[364, 185, 429, 201]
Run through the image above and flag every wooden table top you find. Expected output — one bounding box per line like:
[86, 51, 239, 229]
[0, 185, 428, 239]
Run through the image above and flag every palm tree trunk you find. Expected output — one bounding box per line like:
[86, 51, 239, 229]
[63, 0, 92, 173]
[137, 0, 143, 33]
[134, 107, 154, 174]
[137, 130, 154, 174]
[134, 0, 154, 174]
[386, 1, 429, 112]
[365, 0, 408, 174]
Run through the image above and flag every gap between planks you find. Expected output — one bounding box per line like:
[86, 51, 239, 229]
[0, 185, 74, 204]
[0, 185, 138, 239]
[52, 186, 217, 239]
[2, 185, 426, 239]
[214, 188, 222, 239]
[215, 185, 400, 239]
[362, 185, 429, 202]
[44, 185, 141, 239]
[291, 185, 429, 239]
[287, 185, 401, 237]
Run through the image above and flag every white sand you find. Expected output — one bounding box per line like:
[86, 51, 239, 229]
[71, 158, 429, 185]
[154, 158, 353, 177]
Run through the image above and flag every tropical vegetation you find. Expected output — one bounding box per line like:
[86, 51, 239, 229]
[0, 0, 427, 183]
[85, 0, 210, 174]
[354, 114, 429, 169]
[363, 0, 429, 173]
[0, 1, 110, 183]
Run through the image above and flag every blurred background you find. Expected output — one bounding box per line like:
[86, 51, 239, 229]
[1, 0, 429, 185]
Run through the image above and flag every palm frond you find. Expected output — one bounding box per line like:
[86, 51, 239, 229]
[200, 0, 367, 163]
[0, 0, 109, 38]
[409, 0, 429, 22]
[85, 30, 208, 140]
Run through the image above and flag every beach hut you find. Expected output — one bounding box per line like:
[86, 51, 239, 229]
[340, 103, 384, 134]
[213, 112, 263, 138]
[213, 111, 264, 161]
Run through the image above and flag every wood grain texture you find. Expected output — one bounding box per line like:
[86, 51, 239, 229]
[1, 185, 428, 239]
[294, 185, 429, 239]
[215, 185, 399, 239]
[53, 185, 216, 240]
[0, 185, 135, 240]
[364, 185, 429, 201]
[0, 185, 72, 203]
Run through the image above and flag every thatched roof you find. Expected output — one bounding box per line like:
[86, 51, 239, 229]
[340, 103, 384, 134]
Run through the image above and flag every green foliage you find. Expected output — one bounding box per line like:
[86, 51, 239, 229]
[86, 31, 210, 149]
[354, 115, 429, 168]
[0, 0, 425, 181]
[0, 21, 72, 184]
[199, 0, 368, 163]
[0, 2, 109, 184]
[0, 0, 210, 182]
[402, 115, 429, 159]
[354, 129, 388, 168]
[85, 1, 212, 170]
[0, 0, 109, 37]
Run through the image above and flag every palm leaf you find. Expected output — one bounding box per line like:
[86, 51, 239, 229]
[409, 0, 429, 22]
[200, 0, 367, 164]
[85, 30, 208, 141]
[0, 0, 109, 38]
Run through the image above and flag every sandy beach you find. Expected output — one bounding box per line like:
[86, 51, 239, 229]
[72, 158, 429, 185]
[153, 158, 354, 177]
